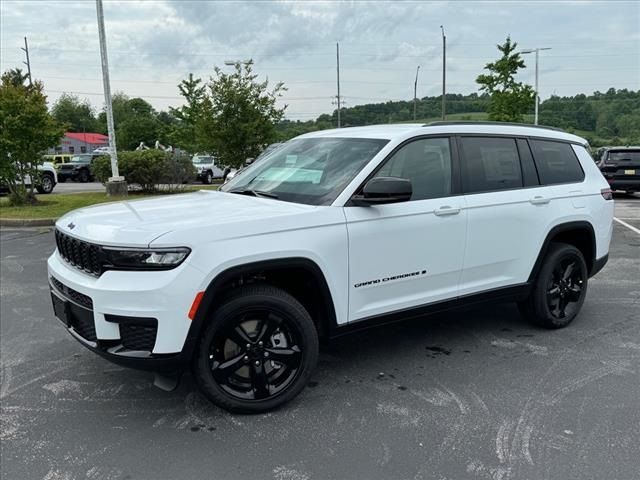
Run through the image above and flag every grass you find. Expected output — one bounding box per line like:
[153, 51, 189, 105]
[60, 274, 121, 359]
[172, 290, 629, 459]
[0, 185, 219, 220]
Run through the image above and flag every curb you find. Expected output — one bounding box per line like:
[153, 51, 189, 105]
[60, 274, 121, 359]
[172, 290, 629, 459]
[0, 218, 57, 227]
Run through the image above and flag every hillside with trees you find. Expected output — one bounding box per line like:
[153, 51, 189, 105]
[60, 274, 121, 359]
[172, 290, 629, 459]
[276, 88, 640, 147]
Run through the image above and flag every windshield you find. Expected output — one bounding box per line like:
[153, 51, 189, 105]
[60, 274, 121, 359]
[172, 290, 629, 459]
[192, 156, 213, 164]
[608, 150, 640, 163]
[220, 137, 388, 206]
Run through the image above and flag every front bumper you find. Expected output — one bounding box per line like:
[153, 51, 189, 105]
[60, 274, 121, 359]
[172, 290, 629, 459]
[57, 170, 79, 181]
[47, 250, 205, 371]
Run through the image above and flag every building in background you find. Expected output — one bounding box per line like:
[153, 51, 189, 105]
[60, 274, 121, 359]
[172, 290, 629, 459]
[49, 132, 109, 154]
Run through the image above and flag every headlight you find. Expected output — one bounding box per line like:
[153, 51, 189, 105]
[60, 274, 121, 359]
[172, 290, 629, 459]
[102, 247, 190, 270]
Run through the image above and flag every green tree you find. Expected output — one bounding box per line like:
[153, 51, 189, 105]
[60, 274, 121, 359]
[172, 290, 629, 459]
[476, 36, 535, 122]
[169, 74, 207, 152]
[0, 73, 64, 205]
[3, 68, 30, 88]
[176, 61, 287, 166]
[51, 93, 99, 132]
[98, 94, 163, 150]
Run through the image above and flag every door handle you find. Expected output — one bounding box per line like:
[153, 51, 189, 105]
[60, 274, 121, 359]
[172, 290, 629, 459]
[434, 205, 461, 216]
[529, 196, 550, 205]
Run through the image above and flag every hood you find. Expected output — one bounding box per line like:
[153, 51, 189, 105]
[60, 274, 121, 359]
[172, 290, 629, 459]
[56, 190, 317, 247]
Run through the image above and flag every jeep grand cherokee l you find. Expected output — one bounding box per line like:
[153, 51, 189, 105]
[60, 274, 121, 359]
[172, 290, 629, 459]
[48, 122, 613, 413]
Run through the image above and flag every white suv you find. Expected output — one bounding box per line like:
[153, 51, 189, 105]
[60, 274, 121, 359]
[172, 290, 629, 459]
[48, 122, 613, 412]
[192, 154, 227, 184]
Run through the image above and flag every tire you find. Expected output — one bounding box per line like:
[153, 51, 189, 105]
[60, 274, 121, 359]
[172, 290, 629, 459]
[518, 242, 588, 329]
[202, 171, 213, 184]
[193, 284, 319, 413]
[36, 173, 55, 194]
[78, 169, 90, 183]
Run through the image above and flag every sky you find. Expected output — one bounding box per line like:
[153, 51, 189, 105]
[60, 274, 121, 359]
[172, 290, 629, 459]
[1, 0, 639, 122]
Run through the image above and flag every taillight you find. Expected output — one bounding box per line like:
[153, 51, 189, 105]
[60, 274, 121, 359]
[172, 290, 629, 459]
[601, 188, 613, 200]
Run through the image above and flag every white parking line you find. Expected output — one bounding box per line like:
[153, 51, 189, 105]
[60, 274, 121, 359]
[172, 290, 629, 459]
[613, 217, 640, 235]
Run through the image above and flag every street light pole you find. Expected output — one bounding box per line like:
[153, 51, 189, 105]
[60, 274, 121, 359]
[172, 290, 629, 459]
[96, 0, 126, 195]
[336, 42, 341, 128]
[413, 65, 420, 120]
[440, 25, 446, 120]
[520, 47, 551, 125]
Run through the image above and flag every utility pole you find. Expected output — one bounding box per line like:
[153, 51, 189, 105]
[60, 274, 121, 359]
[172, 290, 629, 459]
[336, 42, 341, 128]
[413, 65, 420, 120]
[440, 26, 446, 120]
[21, 37, 32, 86]
[520, 47, 551, 125]
[96, 0, 126, 195]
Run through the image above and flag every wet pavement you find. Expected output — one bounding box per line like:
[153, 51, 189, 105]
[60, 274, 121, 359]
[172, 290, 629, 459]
[1, 198, 638, 480]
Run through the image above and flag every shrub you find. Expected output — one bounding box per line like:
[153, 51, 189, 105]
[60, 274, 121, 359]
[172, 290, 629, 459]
[93, 150, 195, 193]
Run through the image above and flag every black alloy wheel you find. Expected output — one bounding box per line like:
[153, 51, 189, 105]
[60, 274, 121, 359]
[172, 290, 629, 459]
[546, 257, 584, 320]
[519, 243, 588, 329]
[210, 309, 302, 401]
[194, 284, 318, 413]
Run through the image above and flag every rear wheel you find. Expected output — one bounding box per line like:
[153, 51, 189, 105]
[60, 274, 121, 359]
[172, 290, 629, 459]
[519, 243, 588, 328]
[194, 284, 319, 413]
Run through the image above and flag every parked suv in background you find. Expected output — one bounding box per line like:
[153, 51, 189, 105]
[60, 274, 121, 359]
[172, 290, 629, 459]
[57, 153, 106, 183]
[48, 122, 613, 412]
[192, 154, 227, 184]
[597, 146, 640, 194]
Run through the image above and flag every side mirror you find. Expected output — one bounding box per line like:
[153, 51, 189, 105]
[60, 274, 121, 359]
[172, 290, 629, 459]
[352, 177, 412, 206]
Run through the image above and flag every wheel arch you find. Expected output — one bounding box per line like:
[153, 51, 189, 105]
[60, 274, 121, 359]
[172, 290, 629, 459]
[182, 257, 337, 361]
[528, 221, 596, 282]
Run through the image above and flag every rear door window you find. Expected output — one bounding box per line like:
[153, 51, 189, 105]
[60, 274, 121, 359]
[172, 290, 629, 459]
[530, 139, 584, 185]
[459, 137, 523, 193]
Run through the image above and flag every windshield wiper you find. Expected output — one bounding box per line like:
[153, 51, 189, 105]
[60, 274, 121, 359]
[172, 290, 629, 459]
[228, 188, 279, 199]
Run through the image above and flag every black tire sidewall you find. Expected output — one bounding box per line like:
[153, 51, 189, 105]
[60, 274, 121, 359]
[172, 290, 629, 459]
[79, 169, 89, 183]
[194, 285, 319, 413]
[531, 243, 588, 328]
[39, 174, 54, 194]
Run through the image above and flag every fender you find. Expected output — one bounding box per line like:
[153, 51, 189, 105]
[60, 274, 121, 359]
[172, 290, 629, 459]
[181, 257, 337, 362]
[527, 220, 596, 283]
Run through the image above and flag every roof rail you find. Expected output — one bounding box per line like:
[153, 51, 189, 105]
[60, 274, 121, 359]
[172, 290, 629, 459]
[424, 121, 565, 132]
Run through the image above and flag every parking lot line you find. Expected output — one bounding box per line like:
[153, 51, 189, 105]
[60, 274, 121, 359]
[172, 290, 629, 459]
[613, 217, 640, 235]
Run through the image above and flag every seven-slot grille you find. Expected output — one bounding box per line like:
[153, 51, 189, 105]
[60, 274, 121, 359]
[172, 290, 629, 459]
[55, 229, 102, 276]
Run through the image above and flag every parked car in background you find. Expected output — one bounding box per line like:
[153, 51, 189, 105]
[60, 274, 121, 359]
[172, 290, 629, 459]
[0, 161, 58, 195]
[224, 143, 284, 184]
[597, 146, 640, 194]
[56, 153, 106, 183]
[44, 154, 73, 167]
[192, 154, 227, 184]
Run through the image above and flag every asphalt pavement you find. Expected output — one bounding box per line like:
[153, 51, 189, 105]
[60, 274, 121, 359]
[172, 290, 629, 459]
[1, 198, 639, 480]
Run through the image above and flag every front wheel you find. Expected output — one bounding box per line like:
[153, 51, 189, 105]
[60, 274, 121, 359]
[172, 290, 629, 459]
[36, 173, 55, 194]
[193, 284, 319, 413]
[202, 171, 213, 184]
[518, 243, 588, 329]
[78, 169, 90, 183]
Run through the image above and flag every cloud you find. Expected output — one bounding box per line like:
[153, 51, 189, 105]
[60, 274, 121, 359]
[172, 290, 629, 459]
[0, 0, 638, 119]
